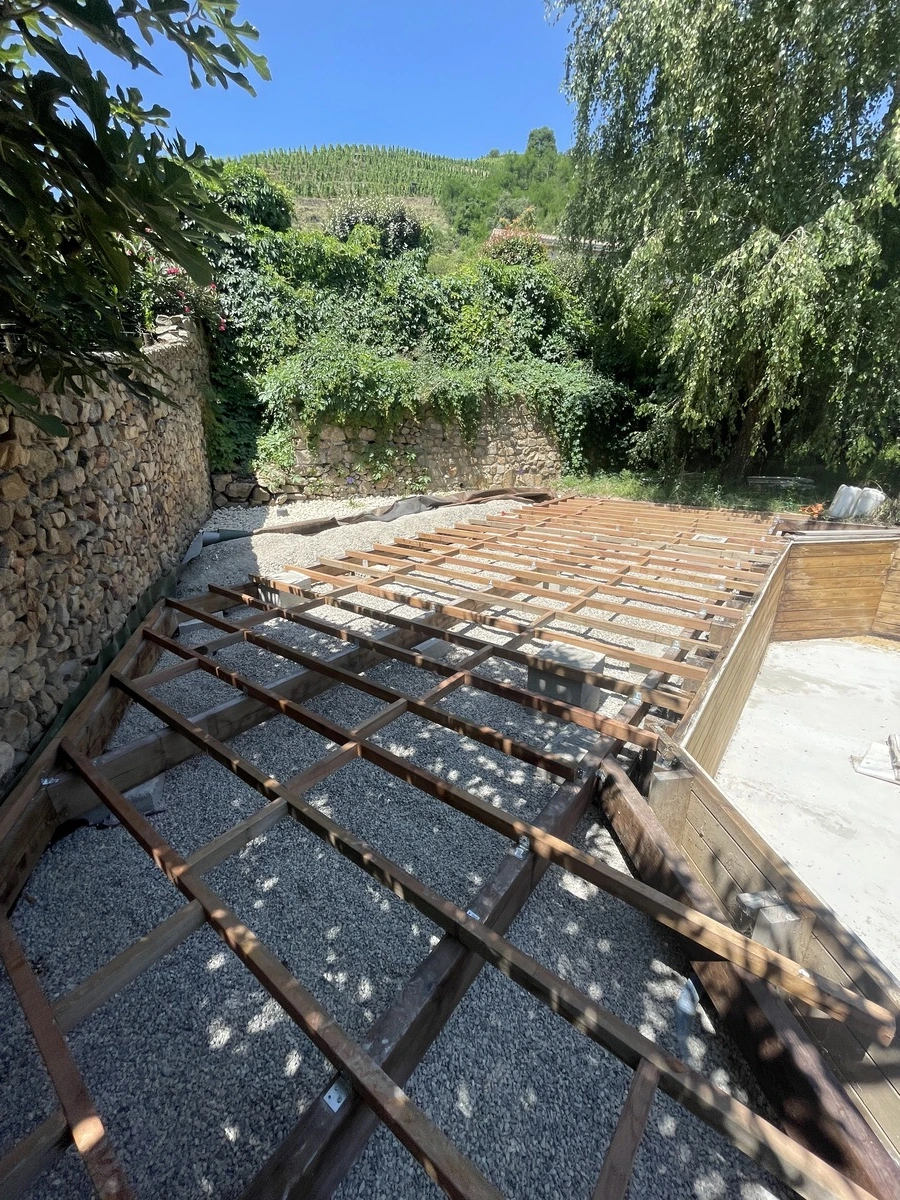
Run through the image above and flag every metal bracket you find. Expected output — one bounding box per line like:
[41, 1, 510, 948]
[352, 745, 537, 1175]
[512, 835, 530, 859]
[465, 909, 480, 922]
[323, 1076, 352, 1113]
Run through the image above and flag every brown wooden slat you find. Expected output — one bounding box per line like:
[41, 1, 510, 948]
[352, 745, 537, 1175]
[0, 1111, 70, 1199]
[592, 1058, 660, 1200]
[61, 742, 504, 1200]
[0, 914, 135, 1200]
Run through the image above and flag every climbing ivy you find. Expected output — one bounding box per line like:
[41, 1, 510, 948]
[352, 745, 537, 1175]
[130, 166, 626, 476]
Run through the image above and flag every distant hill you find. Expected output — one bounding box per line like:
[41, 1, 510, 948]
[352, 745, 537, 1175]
[239, 130, 573, 241]
[240, 145, 491, 200]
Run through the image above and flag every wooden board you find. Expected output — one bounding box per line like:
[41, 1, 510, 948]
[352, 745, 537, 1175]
[772, 541, 898, 642]
[677, 551, 787, 774]
[872, 544, 900, 638]
[668, 746, 900, 1160]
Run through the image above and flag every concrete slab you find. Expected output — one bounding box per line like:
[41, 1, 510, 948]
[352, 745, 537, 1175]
[716, 636, 900, 980]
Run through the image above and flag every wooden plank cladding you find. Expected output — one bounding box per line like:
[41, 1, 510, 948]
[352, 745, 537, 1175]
[773, 540, 898, 641]
[676, 551, 788, 775]
[872, 543, 900, 638]
[659, 742, 900, 1162]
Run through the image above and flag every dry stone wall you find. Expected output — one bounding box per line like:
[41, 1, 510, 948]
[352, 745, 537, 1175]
[0, 317, 210, 788]
[211, 402, 561, 506]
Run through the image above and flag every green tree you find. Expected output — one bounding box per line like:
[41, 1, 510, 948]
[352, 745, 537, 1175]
[0, 0, 267, 432]
[552, 0, 900, 476]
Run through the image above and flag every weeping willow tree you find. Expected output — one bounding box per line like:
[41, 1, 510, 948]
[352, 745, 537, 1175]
[550, 0, 900, 476]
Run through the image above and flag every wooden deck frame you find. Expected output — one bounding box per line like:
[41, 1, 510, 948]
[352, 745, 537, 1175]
[1, 497, 897, 1200]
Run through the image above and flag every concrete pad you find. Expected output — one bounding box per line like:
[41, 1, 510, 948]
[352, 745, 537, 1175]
[526, 644, 606, 711]
[716, 636, 900, 979]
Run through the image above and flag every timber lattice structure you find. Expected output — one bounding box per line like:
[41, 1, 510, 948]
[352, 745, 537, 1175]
[2, 496, 900, 1200]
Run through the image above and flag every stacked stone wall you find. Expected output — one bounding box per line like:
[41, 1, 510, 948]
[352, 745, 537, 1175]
[0, 318, 210, 788]
[211, 402, 562, 506]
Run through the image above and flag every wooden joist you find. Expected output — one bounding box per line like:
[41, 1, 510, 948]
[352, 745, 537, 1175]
[0, 914, 135, 1200]
[112, 656, 894, 1044]
[60, 688, 884, 1200]
[592, 1059, 660, 1200]
[6, 496, 898, 1200]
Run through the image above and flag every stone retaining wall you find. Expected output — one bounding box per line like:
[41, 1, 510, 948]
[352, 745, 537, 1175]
[0, 318, 210, 789]
[211, 401, 561, 506]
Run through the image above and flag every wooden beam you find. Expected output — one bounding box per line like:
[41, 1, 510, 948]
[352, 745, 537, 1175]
[592, 1059, 660, 1200]
[598, 757, 900, 1200]
[0, 914, 135, 1200]
[61, 741, 504, 1200]
[0, 1111, 69, 1200]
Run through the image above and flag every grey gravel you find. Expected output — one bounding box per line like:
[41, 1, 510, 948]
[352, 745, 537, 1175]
[177, 495, 527, 595]
[1, 496, 787, 1198]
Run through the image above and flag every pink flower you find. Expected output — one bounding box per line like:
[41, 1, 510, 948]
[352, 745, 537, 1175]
[165, 266, 180, 276]
[218, 318, 226, 331]
[184, 305, 191, 313]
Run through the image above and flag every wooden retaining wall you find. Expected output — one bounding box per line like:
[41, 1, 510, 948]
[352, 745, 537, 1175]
[676, 550, 788, 775]
[772, 540, 897, 641]
[873, 543, 900, 638]
[662, 748, 900, 1160]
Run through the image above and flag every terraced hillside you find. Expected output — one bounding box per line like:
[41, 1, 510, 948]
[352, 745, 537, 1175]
[240, 144, 491, 199]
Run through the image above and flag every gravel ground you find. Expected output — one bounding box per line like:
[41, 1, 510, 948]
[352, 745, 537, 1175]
[1, 495, 786, 1199]
[177, 495, 527, 596]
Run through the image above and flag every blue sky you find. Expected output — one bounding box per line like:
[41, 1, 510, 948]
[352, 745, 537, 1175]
[100, 1, 574, 160]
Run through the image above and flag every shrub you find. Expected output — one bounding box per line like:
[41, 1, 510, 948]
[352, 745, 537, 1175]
[260, 335, 418, 436]
[213, 163, 294, 231]
[484, 227, 549, 267]
[328, 199, 430, 257]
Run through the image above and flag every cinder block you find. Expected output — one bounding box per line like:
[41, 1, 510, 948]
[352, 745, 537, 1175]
[647, 764, 693, 840]
[527, 645, 606, 711]
[415, 636, 453, 661]
[737, 890, 813, 961]
[536, 725, 598, 784]
[258, 570, 311, 609]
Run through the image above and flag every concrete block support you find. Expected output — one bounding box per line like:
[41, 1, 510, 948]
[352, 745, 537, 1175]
[737, 890, 814, 963]
[258, 572, 312, 609]
[526, 646, 606, 711]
